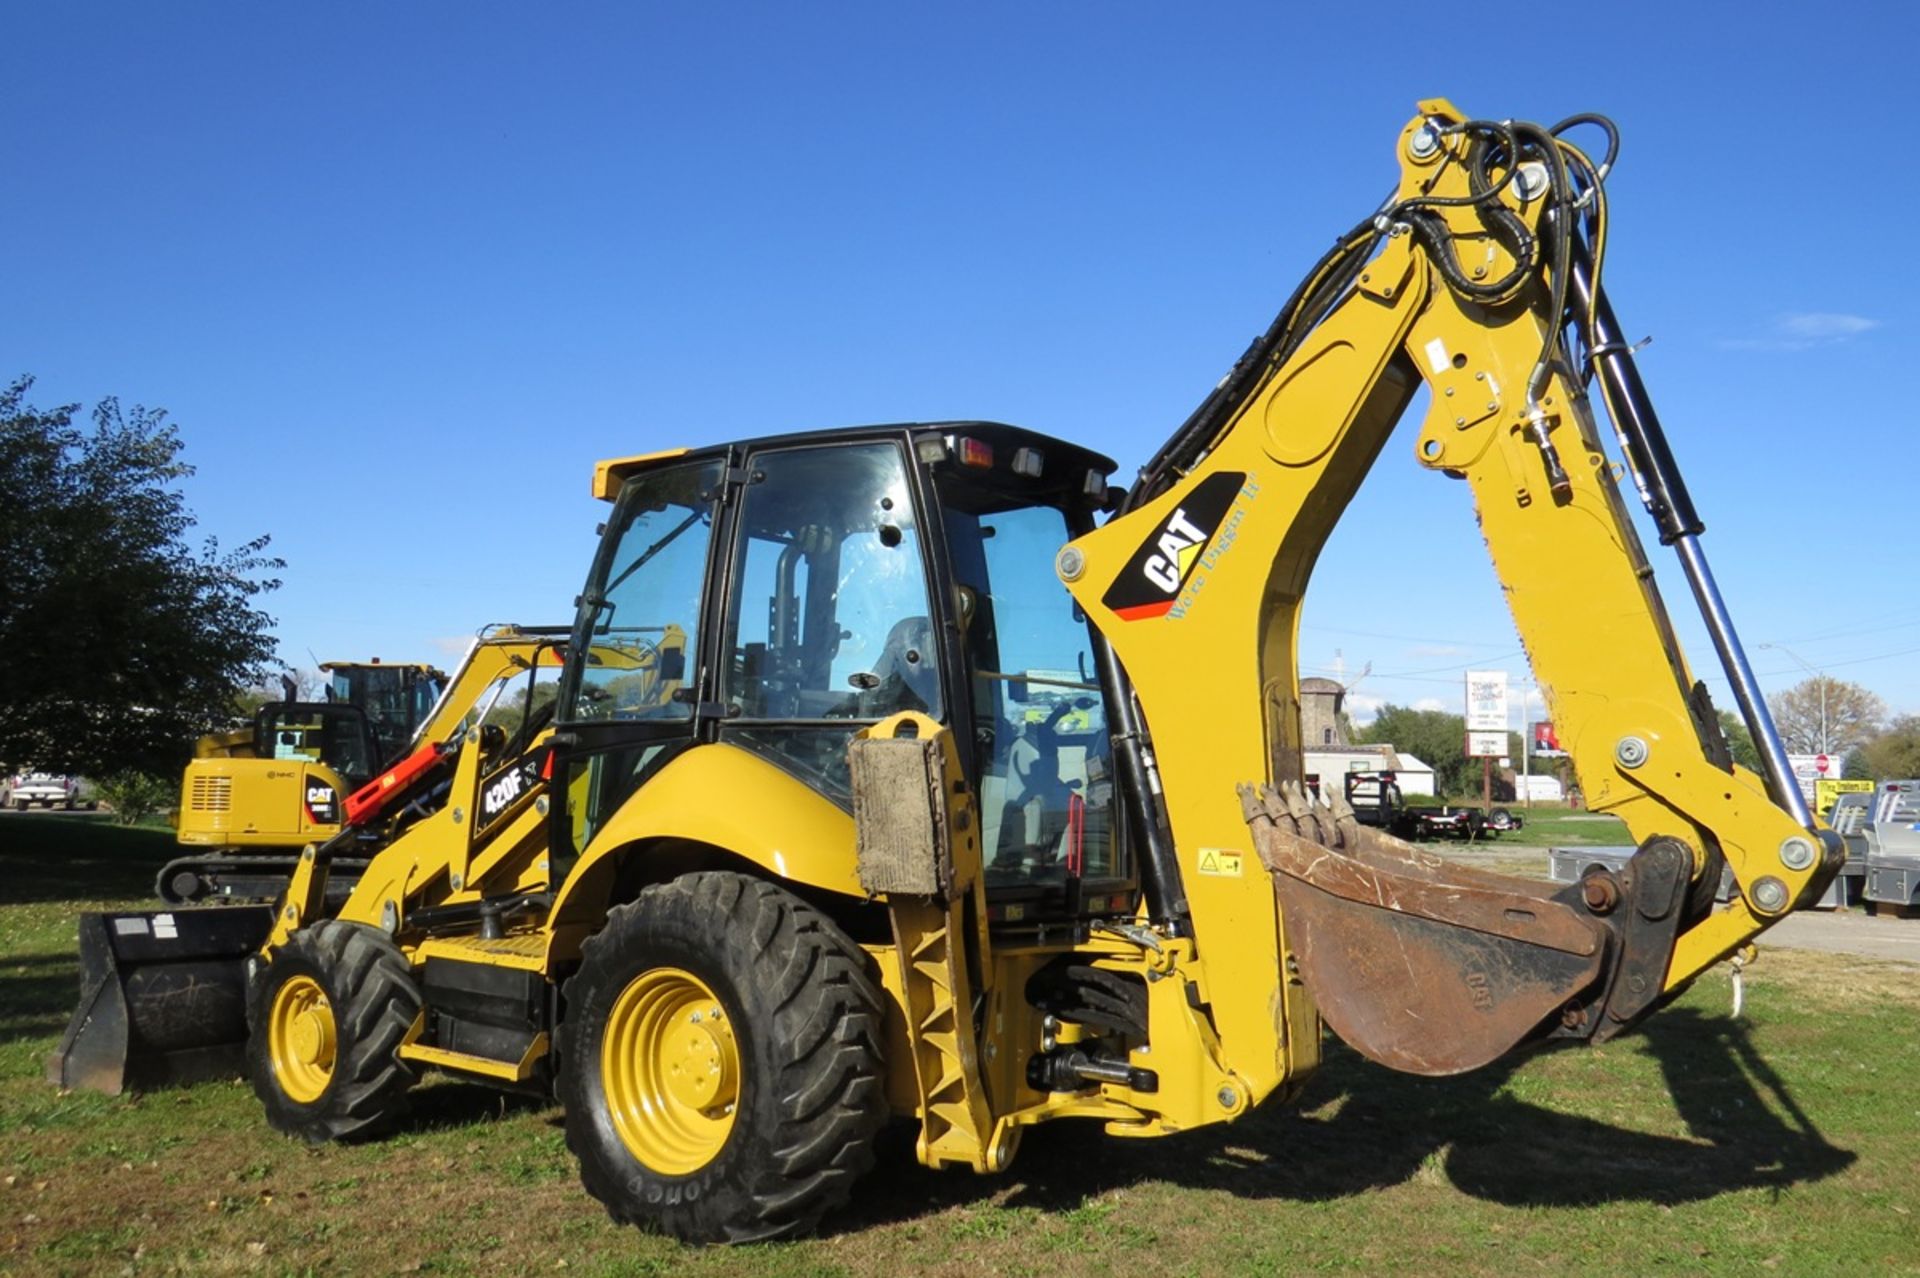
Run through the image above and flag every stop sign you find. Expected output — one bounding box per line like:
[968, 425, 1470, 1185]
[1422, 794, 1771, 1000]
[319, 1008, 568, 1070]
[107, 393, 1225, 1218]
[1815, 754, 1831, 774]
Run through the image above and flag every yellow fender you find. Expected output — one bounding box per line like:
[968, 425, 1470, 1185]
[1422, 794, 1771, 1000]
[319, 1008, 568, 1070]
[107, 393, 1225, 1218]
[548, 743, 863, 951]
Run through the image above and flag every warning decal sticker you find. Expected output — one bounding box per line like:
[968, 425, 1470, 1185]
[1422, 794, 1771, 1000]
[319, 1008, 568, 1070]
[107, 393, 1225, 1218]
[1196, 847, 1244, 877]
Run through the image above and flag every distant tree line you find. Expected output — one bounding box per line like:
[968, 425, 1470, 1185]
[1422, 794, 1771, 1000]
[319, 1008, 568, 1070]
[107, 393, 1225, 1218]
[1352, 673, 1920, 801]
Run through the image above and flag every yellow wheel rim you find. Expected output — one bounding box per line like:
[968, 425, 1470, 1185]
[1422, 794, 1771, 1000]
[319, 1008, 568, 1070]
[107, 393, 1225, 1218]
[268, 974, 336, 1104]
[601, 967, 740, 1175]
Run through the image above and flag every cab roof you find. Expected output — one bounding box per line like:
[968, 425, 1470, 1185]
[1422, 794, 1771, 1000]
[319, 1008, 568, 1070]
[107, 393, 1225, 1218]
[592, 421, 1119, 501]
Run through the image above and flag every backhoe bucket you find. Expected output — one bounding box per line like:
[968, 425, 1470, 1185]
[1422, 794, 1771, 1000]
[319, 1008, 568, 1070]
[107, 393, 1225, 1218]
[1241, 784, 1691, 1076]
[46, 906, 272, 1094]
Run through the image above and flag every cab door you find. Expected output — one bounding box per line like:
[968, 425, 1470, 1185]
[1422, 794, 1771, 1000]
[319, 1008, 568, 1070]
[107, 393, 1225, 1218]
[712, 440, 943, 803]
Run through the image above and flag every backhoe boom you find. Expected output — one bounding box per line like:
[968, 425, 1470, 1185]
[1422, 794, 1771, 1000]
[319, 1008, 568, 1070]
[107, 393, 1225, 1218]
[1060, 98, 1837, 1079]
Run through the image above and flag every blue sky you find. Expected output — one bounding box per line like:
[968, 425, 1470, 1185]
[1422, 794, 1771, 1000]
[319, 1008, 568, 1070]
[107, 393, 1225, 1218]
[5, 4, 1913, 732]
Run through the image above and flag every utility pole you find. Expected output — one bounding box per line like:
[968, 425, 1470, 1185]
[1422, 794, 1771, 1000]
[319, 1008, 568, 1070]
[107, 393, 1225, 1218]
[1520, 683, 1532, 810]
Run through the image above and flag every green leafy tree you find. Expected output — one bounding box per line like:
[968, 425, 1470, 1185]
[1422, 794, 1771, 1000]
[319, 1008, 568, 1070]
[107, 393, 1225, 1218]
[1853, 715, 1920, 782]
[1354, 703, 1479, 797]
[0, 376, 283, 775]
[1716, 710, 1762, 772]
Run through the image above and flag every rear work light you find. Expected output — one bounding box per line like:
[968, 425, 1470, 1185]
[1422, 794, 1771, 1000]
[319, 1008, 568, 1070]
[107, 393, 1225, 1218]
[1011, 446, 1044, 478]
[955, 437, 994, 469]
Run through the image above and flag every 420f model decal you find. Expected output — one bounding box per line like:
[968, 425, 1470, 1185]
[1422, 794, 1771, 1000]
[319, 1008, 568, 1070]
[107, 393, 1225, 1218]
[1101, 471, 1246, 621]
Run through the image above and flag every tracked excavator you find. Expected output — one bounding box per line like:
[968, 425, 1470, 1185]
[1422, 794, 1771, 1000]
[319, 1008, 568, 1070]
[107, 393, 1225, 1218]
[51, 100, 1843, 1243]
[166, 658, 449, 903]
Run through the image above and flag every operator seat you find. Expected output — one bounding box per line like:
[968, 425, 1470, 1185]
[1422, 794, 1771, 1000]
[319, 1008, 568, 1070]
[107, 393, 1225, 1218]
[867, 615, 937, 714]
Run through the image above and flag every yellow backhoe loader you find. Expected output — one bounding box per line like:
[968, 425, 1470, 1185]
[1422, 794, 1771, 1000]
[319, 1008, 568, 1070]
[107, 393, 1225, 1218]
[45, 626, 632, 1091]
[55, 100, 1841, 1244]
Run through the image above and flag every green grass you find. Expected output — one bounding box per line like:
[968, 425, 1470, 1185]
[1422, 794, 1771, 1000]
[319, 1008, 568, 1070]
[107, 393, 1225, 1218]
[3, 815, 1918, 1274]
[1491, 804, 1633, 847]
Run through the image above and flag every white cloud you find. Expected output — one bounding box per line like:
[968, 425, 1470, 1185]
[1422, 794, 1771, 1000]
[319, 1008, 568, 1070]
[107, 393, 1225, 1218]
[1778, 312, 1877, 340]
[1718, 312, 1879, 352]
[1413, 697, 1446, 713]
[1345, 692, 1386, 723]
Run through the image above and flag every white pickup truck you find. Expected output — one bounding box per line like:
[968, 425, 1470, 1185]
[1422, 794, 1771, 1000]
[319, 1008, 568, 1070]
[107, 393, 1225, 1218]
[4, 772, 80, 810]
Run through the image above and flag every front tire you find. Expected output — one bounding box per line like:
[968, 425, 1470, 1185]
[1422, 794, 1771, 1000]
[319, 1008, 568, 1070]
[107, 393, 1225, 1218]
[247, 921, 421, 1143]
[560, 871, 886, 1244]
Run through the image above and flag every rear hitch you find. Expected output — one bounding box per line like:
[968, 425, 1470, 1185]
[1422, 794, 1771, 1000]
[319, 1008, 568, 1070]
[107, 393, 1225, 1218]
[1027, 1046, 1159, 1094]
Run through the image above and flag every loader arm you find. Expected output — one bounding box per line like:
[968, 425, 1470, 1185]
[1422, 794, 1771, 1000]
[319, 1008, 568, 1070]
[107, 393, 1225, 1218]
[1060, 99, 1838, 1080]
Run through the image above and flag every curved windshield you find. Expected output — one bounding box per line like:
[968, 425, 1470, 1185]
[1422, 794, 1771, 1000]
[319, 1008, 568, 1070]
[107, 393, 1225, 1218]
[565, 460, 722, 723]
[717, 441, 937, 803]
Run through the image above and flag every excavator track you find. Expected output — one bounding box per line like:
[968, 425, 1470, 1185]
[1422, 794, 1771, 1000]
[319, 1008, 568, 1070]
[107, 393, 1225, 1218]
[155, 853, 371, 905]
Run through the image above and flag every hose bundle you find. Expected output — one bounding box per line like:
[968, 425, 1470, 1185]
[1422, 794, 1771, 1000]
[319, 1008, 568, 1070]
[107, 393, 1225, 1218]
[1126, 113, 1620, 513]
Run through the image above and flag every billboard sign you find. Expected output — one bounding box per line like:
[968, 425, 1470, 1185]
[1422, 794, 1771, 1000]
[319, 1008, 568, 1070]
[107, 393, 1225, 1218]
[1532, 720, 1562, 755]
[1465, 671, 1509, 732]
[1785, 753, 1840, 805]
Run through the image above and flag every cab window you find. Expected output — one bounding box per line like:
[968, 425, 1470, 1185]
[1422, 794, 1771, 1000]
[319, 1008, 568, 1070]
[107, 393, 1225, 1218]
[937, 494, 1123, 890]
[720, 442, 937, 801]
[568, 461, 719, 722]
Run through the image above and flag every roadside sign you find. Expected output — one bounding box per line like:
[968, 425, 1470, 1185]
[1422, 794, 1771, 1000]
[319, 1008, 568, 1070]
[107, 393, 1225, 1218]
[1787, 754, 1838, 805]
[1465, 671, 1509, 733]
[1814, 777, 1872, 819]
[1466, 731, 1506, 758]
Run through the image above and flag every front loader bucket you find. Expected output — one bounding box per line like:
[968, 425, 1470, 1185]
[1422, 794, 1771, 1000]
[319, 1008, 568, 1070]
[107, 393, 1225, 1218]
[46, 906, 272, 1094]
[1241, 784, 1690, 1076]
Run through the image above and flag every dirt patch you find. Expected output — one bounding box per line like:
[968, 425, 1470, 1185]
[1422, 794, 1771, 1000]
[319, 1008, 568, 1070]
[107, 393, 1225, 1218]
[1743, 947, 1920, 1009]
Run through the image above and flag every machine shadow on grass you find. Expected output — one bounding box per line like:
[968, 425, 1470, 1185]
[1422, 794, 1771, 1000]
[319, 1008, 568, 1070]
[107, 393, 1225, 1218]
[397, 1078, 551, 1133]
[0, 953, 95, 1047]
[828, 1010, 1855, 1234]
[0, 814, 169, 904]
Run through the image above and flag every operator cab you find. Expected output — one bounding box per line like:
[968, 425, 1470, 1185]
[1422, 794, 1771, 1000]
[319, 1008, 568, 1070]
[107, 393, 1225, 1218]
[254, 702, 380, 789]
[559, 422, 1136, 925]
[322, 661, 448, 764]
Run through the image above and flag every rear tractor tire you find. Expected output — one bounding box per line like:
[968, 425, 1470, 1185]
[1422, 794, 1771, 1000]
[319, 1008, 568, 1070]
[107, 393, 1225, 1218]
[246, 920, 422, 1143]
[560, 871, 887, 1244]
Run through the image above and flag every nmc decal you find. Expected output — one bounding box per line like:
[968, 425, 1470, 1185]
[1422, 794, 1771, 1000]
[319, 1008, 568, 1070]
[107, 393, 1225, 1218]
[1101, 471, 1245, 621]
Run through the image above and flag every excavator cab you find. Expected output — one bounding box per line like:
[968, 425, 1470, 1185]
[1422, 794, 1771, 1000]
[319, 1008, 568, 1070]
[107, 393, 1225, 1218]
[255, 702, 379, 785]
[321, 661, 447, 762]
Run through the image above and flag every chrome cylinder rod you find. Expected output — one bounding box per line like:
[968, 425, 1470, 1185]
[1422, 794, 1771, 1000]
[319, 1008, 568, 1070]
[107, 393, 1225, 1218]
[1672, 535, 1813, 829]
[1568, 239, 1813, 829]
